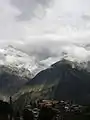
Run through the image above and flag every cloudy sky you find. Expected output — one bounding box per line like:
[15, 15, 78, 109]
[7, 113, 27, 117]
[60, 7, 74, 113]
[1, 0, 90, 62]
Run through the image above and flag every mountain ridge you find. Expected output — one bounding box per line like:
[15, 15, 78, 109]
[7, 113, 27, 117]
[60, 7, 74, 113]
[13, 59, 90, 107]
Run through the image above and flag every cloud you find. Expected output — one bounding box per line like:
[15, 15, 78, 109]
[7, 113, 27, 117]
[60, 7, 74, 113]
[10, 0, 53, 21]
[0, 0, 90, 65]
[82, 14, 90, 21]
[0, 0, 90, 42]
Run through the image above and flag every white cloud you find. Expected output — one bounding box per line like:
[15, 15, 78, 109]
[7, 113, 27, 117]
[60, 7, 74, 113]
[0, 0, 90, 63]
[0, 0, 89, 41]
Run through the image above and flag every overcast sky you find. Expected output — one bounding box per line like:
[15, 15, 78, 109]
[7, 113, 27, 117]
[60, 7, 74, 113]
[0, 0, 90, 62]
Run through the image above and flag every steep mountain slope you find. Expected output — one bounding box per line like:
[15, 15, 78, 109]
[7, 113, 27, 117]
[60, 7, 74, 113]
[14, 59, 90, 107]
[0, 66, 28, 101]
[0, 45, 40, 100]
[0, 45, 57, 100]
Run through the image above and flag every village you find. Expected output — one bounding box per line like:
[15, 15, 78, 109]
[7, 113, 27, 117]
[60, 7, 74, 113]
[0, 97, 90, 120]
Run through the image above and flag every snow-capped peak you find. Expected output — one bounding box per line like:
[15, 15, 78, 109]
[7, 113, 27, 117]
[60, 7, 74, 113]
[0, 44, 90, 79]
[0, 45, 43, 78]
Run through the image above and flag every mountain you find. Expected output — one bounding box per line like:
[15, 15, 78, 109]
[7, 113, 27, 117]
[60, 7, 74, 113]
[0, 66, 28, 101]
[0, 45, 45, 78]
[0, 45, 43, 100]
[0, 45, 62, 100]
[1, 44, 90, 104]
[14, 59, 90, 107]
[0, 45, 58, 100]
